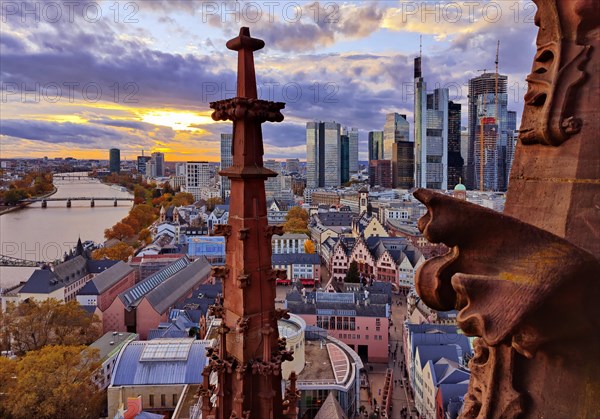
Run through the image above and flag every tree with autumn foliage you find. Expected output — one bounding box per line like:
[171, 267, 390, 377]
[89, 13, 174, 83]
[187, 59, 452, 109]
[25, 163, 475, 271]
[128, 204, 157, 228]
[104, 221, 135, 241]
[1, 299, 101, 355]
[304, 240, 316, 254]
[1, 345, 104, 419]
[170, 191, 195, 207]
[138, 228, 152, 245]
[283, 206, 310, 234]
[92, 241, 135, 261]
[286, 206, 309, 222]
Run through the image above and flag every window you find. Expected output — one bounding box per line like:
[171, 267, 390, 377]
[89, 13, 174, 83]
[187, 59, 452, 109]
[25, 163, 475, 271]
[149, 395, 154, 407]
[161, 394, 166, 407]
[365, 335, 369, 340]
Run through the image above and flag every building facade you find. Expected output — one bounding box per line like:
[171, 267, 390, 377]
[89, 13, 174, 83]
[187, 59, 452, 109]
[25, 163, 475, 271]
[220, 133, 233, 198]
[150, 152, 165, 177]
[346, 127, 359, 174]
[369, 160, 392, 189]
[109, 148, 120, 174]
[392, 141, 415, 189]
[447, 101, 464, 189]
[184, 161, 211, 201]
[137, 155, 151, 175]
[467, 72, 510, 191]
[368, 131, 384, 162]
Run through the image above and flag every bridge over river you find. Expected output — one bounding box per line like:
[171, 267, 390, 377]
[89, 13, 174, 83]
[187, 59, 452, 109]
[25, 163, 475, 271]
[0, 254, 44, 267]
[22, 197, 134, 207]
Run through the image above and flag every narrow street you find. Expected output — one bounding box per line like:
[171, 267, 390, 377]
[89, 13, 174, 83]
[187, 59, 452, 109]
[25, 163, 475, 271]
[359, 291, 416, 418]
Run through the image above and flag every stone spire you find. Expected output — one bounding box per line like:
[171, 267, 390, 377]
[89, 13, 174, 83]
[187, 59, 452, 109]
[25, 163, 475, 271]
[204, 27, 291, 418]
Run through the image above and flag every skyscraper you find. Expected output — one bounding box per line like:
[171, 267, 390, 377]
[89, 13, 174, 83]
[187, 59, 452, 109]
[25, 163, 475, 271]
[392, 141, 414, 189]
[383, 113, 409, 160]
[467, 72, 509, 191]
[137, 154, 150, 175]
[347, 127, 359, 174]
[306, 121, 341, 188]
[220, 133, 233, 198]
[447, 101, 464, 189]
[109, 148, 120, 174]
[383, 113, 411, 188]
[414, 56, 448, 190]
[368, 131, 384, 162]
[150, 152, 165, 177]
[341, 133, 350, 184]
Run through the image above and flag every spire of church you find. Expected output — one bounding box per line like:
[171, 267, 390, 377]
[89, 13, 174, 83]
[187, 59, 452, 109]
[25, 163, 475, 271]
[75, 237, 84, 257]
[204, 27, 292, 418]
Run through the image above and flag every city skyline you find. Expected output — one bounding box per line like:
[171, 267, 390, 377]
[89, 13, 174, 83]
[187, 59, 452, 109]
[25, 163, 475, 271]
[1, 2, 537, 161]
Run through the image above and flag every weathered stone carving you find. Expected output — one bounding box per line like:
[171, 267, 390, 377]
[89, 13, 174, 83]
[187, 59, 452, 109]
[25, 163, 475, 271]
[214, 224, 232, 237]
[519, 0, 594, 146]
[235, 316, 249, 334]
[275, 308, 290, 321]
[268, 268, 287, 283]
[264, 225, 284, 239]
[236, 273, 250, 289]
[414, 189, 600, 416]
[211, 266, 230, 280]
[237, 227, 250, 241]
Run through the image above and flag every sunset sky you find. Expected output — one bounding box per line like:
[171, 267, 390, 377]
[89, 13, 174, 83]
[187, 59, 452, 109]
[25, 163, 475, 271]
[1, 1, 538, 161]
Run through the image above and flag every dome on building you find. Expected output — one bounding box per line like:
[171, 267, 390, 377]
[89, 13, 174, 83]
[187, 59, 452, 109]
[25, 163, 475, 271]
[454, 183, 466, 191]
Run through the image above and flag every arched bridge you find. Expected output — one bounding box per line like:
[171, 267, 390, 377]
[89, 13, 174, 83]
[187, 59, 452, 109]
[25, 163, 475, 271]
[0, 254, 45, 267]
[22, 197, 134, 208]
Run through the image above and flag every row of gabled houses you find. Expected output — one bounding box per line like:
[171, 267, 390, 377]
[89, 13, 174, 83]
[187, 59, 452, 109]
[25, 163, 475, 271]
[322, 234, 424, 291]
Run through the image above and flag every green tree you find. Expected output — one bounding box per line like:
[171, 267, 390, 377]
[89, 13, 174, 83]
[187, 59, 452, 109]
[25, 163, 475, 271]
[3, 345, 104, 419]
[345, 260, 360, 283]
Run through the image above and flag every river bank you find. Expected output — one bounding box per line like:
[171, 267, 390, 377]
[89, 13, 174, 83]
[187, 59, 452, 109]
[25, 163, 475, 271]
[0, 186, 58, 216]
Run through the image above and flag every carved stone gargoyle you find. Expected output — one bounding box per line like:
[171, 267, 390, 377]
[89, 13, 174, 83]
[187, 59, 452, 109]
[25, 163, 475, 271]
[414, 189, 599, 356]
[413, 189, 600, 417]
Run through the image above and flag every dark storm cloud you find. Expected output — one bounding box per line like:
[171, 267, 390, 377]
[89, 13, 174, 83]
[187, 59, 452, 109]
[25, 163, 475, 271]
[0, 119, 121, 144]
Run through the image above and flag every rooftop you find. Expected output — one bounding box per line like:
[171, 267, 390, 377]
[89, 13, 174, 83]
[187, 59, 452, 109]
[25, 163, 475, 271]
[111, 338, 211, 386]
[89, 331, 138, 361]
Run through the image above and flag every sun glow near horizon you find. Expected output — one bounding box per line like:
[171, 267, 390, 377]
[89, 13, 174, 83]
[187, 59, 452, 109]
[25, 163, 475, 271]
[140, 110, 215, 132]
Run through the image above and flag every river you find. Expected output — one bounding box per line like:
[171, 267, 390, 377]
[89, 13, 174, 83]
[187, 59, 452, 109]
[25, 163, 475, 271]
[0, 174, 133, 290]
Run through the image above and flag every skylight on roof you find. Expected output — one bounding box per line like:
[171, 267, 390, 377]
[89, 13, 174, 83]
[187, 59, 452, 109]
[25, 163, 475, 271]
[140, 340, 193, 362]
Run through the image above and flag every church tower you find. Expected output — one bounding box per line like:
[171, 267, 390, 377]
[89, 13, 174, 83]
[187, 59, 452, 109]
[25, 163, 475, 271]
[200, 28, 296, 418]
